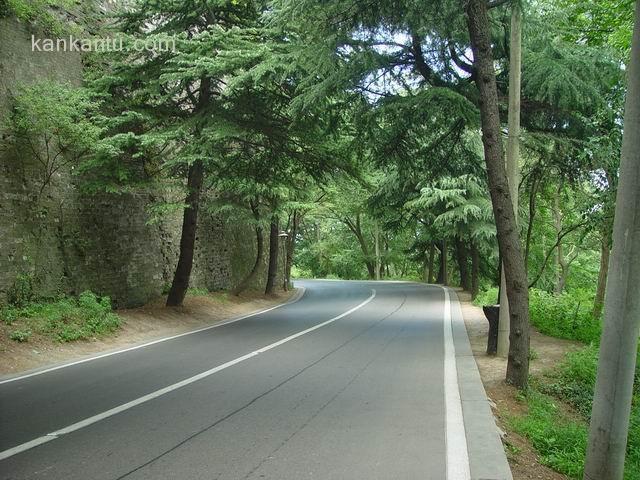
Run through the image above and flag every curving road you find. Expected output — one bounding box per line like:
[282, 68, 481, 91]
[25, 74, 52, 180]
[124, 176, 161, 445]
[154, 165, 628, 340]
[0, 280, 511, 480]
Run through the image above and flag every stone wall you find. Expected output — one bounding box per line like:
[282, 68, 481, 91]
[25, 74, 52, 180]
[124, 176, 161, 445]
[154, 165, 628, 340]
[0, 17, 272, 307]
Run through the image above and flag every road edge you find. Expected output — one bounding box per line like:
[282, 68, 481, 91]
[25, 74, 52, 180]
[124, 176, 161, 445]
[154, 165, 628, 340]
[447, 288, 513, 480]
[0, 287, 306, 385]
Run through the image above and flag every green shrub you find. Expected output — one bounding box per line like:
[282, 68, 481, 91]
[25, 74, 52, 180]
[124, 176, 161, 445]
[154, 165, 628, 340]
[10, 328, 31, 342]
[7, 273, 35, 307]
[2, 0, 76, 35]
[3, 291, 121, 343]
[0, 306, 19, 325]
[473, 286, 499, 306]
[528, 289, 601, 344]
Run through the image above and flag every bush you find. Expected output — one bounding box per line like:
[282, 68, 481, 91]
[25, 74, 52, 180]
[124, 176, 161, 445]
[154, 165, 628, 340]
[473, 286, 499, 306]
[10, 328, 31, 342]
[1, 306, 19, 325]
[3, 291, 121, 343]
[7, 273, 35, 308]
[528, 289, 601, 344]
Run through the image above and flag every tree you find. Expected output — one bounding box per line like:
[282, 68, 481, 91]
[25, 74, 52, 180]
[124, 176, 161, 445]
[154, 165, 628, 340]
[94, 1, 265, 306]
[264, 213, 280, 295]
[403, 174, 495, 293]
[584, 2, 640, 477]
[465, 0, 531, 388]
[5, 82, 102, 200]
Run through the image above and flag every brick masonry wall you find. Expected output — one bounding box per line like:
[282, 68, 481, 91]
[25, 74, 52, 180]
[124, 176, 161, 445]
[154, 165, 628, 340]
[0, 17, 273, 307]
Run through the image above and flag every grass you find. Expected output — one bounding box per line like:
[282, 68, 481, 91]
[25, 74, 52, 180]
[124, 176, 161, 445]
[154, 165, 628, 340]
[512, 371, 640, 480]
[474, 287, 601, 344]
[474, 285, 639, 478]
[528, 289, 601, 344]
[1, 291, 121, 343]
[473, 286, 499, 307]
[186, 287, 210, 297]
[510, 388, 589, 478]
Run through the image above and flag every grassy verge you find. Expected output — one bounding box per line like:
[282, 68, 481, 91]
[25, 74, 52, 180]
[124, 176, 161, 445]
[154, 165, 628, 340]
[474, 287, 601, 344]
[509, 387, 589, 478]
[475, 286, 639, 479]
[510, 348, 640, 479]
[1, 291, 121, 343]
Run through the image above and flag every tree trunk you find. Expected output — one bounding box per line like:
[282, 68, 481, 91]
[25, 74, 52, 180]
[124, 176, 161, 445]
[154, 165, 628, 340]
[471, 240, 480, 300]
[348, 215, 375, 279]
[383, 236, 389, 278]
[428, 242, 436, 283]
[592, 235, 610, 319]
[584, 6, 640, 477]
[166, 160, 205, 307]
[455, 237, 470, 290]
[264, 215, 279, 295]
[422, 256, 429, 282]
[283, 210, 299, 291]
[232, 201, 263, 296]
[441, 239, 449, 286]
[466, 0, 530, 389]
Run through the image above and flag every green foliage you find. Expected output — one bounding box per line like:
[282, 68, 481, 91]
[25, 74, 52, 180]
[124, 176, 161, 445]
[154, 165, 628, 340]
[6, 273, 35, 308]
[541, 346, 600, 417]
[557, 0, 636, 56]
[516, 347, 640, 479]
[529, 289, 601, 344]
[523, 38, 618, 114]
[290, 265, 312, 279]
[2, 0, 75, 35]
[187, 287, 209, 296]
[475, 287, 601, 345]
[1, 291, 121, 343]
[510, 389, 589, 478]
[10, 328, 32, 342]
[6, 82, 105, 196]
[542, 345, 640, 418]
[473, 287, 499, 306]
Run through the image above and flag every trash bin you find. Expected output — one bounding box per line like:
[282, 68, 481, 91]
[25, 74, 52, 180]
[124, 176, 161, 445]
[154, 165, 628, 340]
[482, 305, 500, 356]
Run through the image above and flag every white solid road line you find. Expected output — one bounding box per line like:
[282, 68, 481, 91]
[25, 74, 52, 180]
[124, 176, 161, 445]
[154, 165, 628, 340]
[442, 287, 471, 480]
[0, 287, 307, 386]
[0, 289, 376, 461]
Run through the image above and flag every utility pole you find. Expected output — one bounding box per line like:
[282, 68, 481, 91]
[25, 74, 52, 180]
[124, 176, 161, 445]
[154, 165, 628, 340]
[584, 3, 640, 478]
[497, 0, 522, 358]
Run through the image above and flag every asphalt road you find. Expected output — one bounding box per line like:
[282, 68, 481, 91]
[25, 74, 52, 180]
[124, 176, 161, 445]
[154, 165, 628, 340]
[0, 280, 489, 480]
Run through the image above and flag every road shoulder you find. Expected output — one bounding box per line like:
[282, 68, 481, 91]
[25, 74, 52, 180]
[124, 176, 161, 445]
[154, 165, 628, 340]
[458, 290, 575, 480]
[448, 288, 514, 480]
[1, 288, 301, 380]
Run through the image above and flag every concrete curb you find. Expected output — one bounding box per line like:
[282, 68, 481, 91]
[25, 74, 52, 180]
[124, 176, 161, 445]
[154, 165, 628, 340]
[447, 288, 513, 480]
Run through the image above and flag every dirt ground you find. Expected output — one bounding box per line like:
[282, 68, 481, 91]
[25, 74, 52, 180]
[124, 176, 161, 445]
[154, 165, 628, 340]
[0, 289, 295, 377]
[458, 289, 581, 480]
